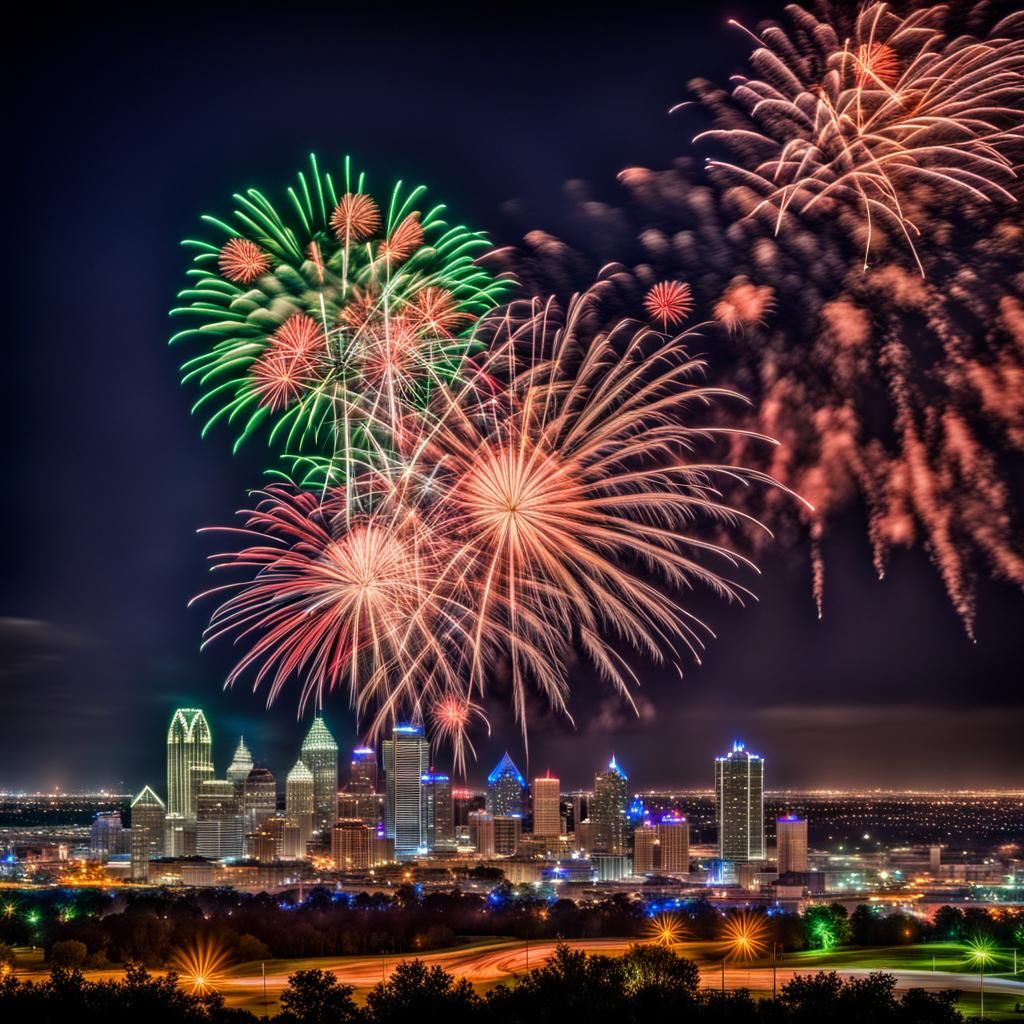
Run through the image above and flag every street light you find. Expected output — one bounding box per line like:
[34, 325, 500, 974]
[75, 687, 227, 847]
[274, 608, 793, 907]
[966, 936, 995, 1019]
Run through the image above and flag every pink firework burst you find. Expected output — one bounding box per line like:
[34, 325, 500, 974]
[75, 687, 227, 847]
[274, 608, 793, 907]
[269, 314, 327, 363]
[250, 350, 318, 411]
[644, 281, 693, 330]
[218, 238, 270, 284]
[430, 693, 490, 775]
[330, 192, 383, 244]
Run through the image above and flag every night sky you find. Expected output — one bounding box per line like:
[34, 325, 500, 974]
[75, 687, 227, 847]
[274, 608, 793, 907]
[3, 3, 1021, 794]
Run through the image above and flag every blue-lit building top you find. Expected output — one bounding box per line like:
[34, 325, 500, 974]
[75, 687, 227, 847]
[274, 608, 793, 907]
[486, 752, 526, 817]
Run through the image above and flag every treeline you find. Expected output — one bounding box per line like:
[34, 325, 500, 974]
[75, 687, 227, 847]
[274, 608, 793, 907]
[0, 946, 973, 1023]
[2, 886, 1020, 968]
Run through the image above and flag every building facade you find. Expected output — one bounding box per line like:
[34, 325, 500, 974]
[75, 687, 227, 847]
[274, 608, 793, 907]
[715, 741, 765, 862]
[348, 747, 378, 794]
[90, 811, 127, 861]
[657, 815, 690, 875]
[382, 724, 430, 858]
[301, 716, 339, 841]
[421, 772, 455, 852]
[166, 708, 213, 822]
[332, 820, 372, 870]
[776, 814, 809, 874]
[196, 779, 244, 860]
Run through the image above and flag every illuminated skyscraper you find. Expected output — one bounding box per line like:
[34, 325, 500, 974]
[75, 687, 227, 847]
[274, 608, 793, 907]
[776, 815, 808, 874]
[532, 774, 561, 838]
[226, 737, 254, 793]
[420, 772, 455, 851]
[349, 747, 378, 794]
[166, 708, 213, 822]
[243, 767, 277, 854]
[129, 785, 165, 880]
[285, 759, 315, 856]
[657, 815, 690, 875]
[486, 752, 526, 817]
[382, 724, 430, 858]
[715, 741, 765, 863]
[196, 779, 244, 860]
[468, 809, 495, 856]
[592, 756, 628, 854]
[301, 716, 339, 840]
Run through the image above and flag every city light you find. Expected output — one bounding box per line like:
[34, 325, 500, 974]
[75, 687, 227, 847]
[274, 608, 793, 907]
[171, 937, 231, 994]
[722, 910, 769, 960]
[645, 912, 685, 947]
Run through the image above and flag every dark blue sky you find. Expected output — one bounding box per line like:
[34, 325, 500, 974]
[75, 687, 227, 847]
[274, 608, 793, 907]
[3, 2, 1021, 793]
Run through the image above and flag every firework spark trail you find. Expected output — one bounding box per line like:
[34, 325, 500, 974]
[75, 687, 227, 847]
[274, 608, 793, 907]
[489, 2, 1024, 632]
[194, 285, 801, 756]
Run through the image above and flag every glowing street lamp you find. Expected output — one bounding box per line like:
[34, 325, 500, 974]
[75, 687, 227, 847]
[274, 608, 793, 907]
[966, 936, 996, 1019]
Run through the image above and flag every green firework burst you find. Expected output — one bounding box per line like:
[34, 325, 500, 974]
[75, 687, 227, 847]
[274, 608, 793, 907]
[170, 154, 509, 485]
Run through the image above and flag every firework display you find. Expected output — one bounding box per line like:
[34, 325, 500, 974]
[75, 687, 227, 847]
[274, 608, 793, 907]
[193, 286, 791, 758]
[171, 154, 508, 487]
[495, 1, 1024, 632]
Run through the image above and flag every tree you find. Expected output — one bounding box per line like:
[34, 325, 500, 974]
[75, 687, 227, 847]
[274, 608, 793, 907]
[279, 969, 359, 1024]
[0, 942, 16, 974]
[49, 940, 87, 968]
[237, 933, 271, 962]
[931, 906, 964, 941]
[365, 960, 480, 1024]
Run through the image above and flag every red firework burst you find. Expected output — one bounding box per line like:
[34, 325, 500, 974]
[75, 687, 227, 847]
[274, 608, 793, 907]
[378, 213, 424, 265]
[218, 238, 270, 284]
[250, 350, 317, 411]
[269, 314, 327, 363]
[406, 287, 472, 335]
[853, 41, 901, 87]
[644, 280, 694, 329]
[330, 192, 383, 243]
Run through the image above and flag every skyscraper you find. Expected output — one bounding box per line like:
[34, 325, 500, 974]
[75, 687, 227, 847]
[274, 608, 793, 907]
[657, 815, 690, 875]
[420, 772, 454, 851]
[166, 708, 213, 822]
[382, 724, 430, 858]
[196, 779, 244, 860]
[226, 737, 254, 792]
[494, 815, 522, 855]
[486, 752, 526, 817]
[301, 716, 339, 840]
[776, 814, 809, 874]
[285, 759, 315, 856]
[90, 811, 126, 861]
[468, 810, 495, 856]
[129, 785, 165, 881]
[592, 756, 628, 854]
[243, 767, 277, 853]
[532, 773, 561, 837]
[349, 747, 378, 794]
[715, 741, 765, 863]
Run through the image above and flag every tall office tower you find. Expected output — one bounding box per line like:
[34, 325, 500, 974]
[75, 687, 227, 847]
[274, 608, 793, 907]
[332, 820, 372, 870]
[164, 813, 186, 857]
[349, 747, 378, 794]
[575, 819, 594, 854]
[226, 738, 254, 794]
[532, 773, 561, 837]
[592, 756, 628, 854]
[486, 752, 526, 816]
[301, 716, 339, 839]
[253, 817, 300, 862]
[338, 792, 383, 829]
[166, 708, 213, 822]
[90, 811, 125, 861]
[468, 809, 496, 856]
[453, 790, 474, 829]
[129, 785, 165, 880]
[285, 759, 315, 856]
[776, 815, 809, 874]
[196, 779, 244, 860]
[657, 815, 690, 875]
[382, 724, 430, 858]
[493, 815, 522, 855]
[570, 790, 591, 833]
[243, 767, 278, 855]
[715, 741, 765, 862]
[632, 822, 657, 875]
[421, 772, 455, 852]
